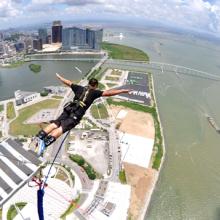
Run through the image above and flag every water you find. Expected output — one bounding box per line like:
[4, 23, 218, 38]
[0, 56, 98, 101]
[105, 28, 220, 219]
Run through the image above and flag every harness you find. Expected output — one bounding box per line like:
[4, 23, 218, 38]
[64, 86, 90, 117]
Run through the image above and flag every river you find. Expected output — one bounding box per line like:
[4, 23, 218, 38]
[0, 56, 98, 101]
[105, 28, 220, 220]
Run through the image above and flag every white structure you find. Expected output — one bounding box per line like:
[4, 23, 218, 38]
[78, 180, 131, 220]
[0, 138, 43, 207]
[116, 110, 128, 120]
[3, 178, 77, 220]
[14, 90, 40, 106]
[44, 86, 67, 95]
[119, 132, 154, 168]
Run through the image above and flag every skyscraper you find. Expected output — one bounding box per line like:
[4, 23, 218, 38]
[62, 27, 103, 50]
[33, 39, 42, 50]
[38, 28, 48, 44]
[52, 21, 62, 43]
[0, 33, 3, 41]
[14, 42, 25, 52]
[86, 28, 103, 50]
[93, 28, 103, 50]
[62, 27, 86, 50]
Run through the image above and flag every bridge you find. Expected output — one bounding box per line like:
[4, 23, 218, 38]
[26, 57, 220, 81]
[105, 59, 220, 81]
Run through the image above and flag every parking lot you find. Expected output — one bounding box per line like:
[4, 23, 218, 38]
[67, 130, 109, 175]
[25, 109, 57, 124]
[116, 72, 151, 106]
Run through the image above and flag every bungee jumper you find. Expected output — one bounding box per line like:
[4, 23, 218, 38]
[33, 73, 131, 155]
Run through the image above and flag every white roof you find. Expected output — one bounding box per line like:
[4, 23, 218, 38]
[79, 180, 131, 220]
[0, 138, 43, 206]
[119, 132, 154, 168]
[3, 178, 77, 220]
[116, 110, 128, 119]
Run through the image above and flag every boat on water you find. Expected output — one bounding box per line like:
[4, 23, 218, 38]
[206, 115, 220, 133]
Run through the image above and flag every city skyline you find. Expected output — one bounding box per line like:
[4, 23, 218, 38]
[0, 0, 220, 35]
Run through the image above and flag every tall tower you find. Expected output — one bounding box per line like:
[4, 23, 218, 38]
[38, 28, 48, 44]
[52, 21, 62, 43]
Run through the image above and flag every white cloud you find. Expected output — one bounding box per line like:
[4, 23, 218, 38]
[0, 0, 20, 17]
[31, 0, 104, 5]
[2, 0, 220, 33]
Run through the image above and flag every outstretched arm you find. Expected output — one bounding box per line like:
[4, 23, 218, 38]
[56, 73, 73, 87]
[102, 89, 131, 97]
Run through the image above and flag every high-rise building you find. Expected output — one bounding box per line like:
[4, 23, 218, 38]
[14, 42, 25, 52]
[46, 35, 51, 44]
[86, 28, 103, 50]
[62, 27, 103, 50]
[38, 28, 48, 44]
[0, 33, 3, 41]
[62, 27, 87, 50]
[23, 37, 33, 53]
[93, 28, 103, 50]
[52, 21, 62, 43]
[0, 42, 5, 55]
[33, 39, 42, 50]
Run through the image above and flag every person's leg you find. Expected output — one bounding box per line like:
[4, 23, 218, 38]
[34, 111, 68, 155]
[36, 123, 58, 139]
[43, 126, 63, 147]
[49, 126, 63, 138]
[36, 110, 68, 140]
[43, 123, 58, 134]
[43, 116, 80, 147]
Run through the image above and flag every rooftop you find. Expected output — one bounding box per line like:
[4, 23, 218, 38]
[15, 90, 38, 99]
[0, 138, 43, 206]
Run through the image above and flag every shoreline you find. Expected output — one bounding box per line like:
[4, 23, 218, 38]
[138, 73, 166, 220]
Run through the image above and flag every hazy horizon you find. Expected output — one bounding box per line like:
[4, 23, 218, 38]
[1, 0, 220, 36]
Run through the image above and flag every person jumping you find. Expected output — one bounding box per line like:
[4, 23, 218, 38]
[34, 73, 131, 155]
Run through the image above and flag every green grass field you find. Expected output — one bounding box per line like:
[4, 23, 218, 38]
[102, 42, 149, 61]
[105, 76, 120, 81]
[60, 196, 80, 219]
[7, 102, 16, 120]
[106, 83, 117, 88]
[111, 70, 122, 76]
[90, 103, 109, 119]
[0, 104, 4, 112]
[52, 95, 64, 99]
[3, 60, 25, 68]
[119, 169, 127, 184]
[10, 99, 60, 136]
[7, 203, 26, 220]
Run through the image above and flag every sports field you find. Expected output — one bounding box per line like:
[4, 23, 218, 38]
[10, 99, 60, 136]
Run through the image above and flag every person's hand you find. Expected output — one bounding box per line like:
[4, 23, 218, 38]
[56, 73, 62, 79]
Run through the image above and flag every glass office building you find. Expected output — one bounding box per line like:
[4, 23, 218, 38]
[62, 27, 103, 50]
[52, 21, 62, 43]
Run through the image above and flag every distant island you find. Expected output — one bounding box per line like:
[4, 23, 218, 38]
[29, 63, 41, 73]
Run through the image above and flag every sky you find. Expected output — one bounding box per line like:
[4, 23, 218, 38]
[1, 0, 220, 34]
